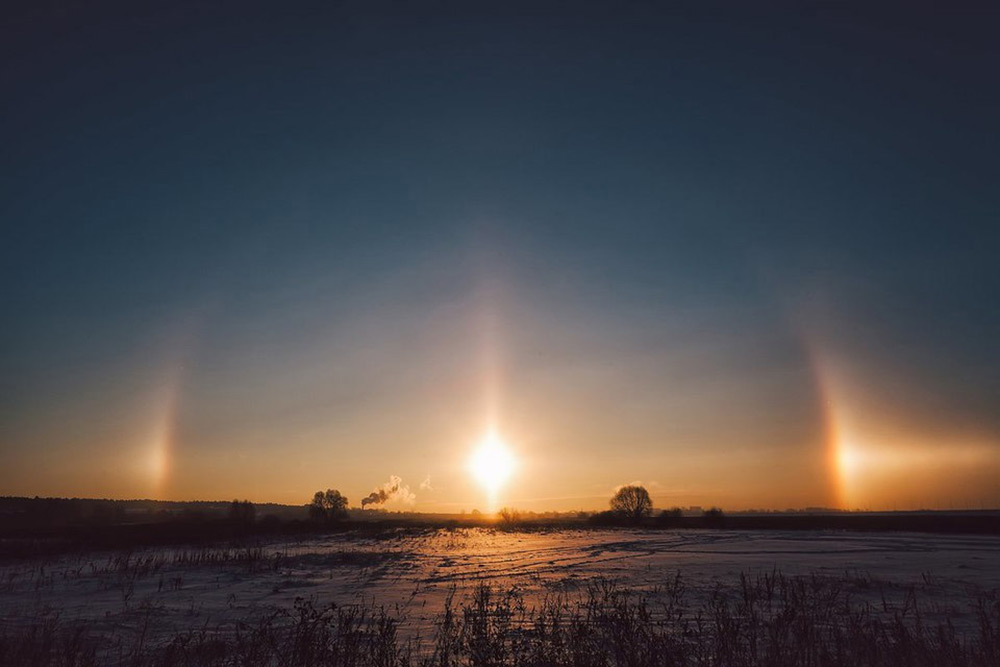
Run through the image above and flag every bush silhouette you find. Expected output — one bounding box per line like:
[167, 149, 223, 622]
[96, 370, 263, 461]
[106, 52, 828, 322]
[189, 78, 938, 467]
[657, 507, 683, 526]
[610, 485, 652, 521]
[498, 507, 521, 527]
[228, 499, 256, 524]
[308, 489, 349, 522]
[703, 506, 725, 526]
[587, 510, 621, 525]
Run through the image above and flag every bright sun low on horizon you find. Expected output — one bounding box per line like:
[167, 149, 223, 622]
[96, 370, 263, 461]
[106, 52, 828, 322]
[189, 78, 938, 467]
[469, 432, 516, 498]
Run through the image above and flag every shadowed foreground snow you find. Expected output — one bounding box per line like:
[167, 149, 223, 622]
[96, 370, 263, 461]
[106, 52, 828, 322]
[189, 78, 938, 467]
[2, 529, 998, 649]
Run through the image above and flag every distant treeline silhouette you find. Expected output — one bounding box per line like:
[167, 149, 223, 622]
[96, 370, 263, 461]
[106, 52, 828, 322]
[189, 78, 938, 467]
[228, 499, 256, 523]
[0, 494, 997, 560]
[0, 496, 304, 531]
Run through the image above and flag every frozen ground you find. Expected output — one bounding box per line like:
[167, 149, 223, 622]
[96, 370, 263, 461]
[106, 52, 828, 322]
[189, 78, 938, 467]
[2, 528, 998, 646]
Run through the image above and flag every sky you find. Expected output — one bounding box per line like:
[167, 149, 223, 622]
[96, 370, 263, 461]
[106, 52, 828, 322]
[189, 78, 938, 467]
[2, 2, 999, 512]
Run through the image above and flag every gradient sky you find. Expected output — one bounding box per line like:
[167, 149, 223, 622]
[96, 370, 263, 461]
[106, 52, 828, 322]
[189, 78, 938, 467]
[2, 2, 999, 512]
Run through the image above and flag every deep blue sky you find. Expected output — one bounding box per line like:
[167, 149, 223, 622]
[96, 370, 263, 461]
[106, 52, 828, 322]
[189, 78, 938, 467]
[2, 2, 998, 508]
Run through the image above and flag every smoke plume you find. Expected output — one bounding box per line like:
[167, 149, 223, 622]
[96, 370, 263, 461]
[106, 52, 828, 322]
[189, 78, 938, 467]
[361, 475, 415, 508]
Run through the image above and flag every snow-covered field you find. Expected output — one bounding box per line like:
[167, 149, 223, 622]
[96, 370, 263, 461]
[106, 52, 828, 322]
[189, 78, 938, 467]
[3, 528, 998, 646]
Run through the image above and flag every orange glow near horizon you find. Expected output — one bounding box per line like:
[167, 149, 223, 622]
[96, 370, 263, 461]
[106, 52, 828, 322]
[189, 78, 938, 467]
[140, 363, 184, 499]
[810, 346, 1000, 511]
[5, 311, 998, 512]
[469, 431, 516, 510]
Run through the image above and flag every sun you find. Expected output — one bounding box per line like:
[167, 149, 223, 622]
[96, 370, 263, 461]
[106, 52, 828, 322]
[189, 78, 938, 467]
[469, 432, 516, 494]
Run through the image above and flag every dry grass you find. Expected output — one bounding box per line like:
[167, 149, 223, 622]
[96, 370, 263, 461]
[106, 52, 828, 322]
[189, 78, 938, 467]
[1, 568, 998, 666]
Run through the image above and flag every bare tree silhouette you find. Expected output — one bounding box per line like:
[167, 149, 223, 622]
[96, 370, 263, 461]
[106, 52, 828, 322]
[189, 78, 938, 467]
[308, 489, 349, 522]
[498, 507, 521, 527]
[610, 485, 652, 521]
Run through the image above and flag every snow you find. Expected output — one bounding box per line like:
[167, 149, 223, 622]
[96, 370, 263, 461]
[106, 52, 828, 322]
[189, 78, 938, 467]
[2, 528, 997, 646]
